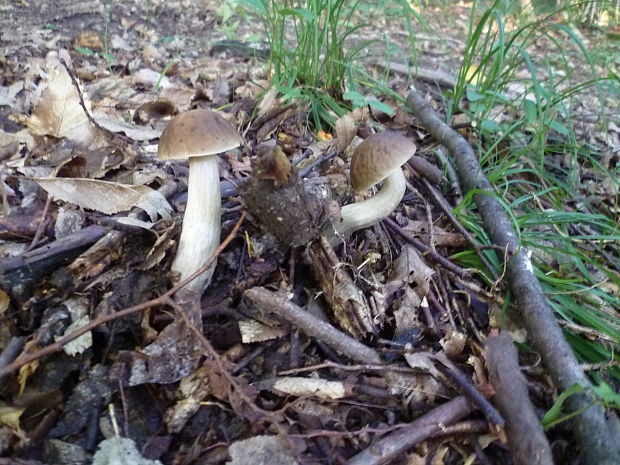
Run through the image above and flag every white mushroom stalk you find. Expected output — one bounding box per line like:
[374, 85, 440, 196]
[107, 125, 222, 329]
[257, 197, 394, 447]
[157, 109, 242, 296]
[171, 155, 221, 293]
[322, 132, 416, 244]
[326, 169, 406, 240]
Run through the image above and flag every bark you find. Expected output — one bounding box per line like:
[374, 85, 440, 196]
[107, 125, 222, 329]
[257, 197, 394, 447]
[0, 224, 107, 292]
[486, 332, 554, 465]
[244, 287, 383, 365]
[346, 396, 474, 465]
[406, 89, 620, 465]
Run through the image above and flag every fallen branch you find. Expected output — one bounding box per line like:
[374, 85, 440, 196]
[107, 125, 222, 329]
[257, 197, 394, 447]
[485, 331, 553, 465]
[369, 60, 457, 89]
[406, 89, 620, 465]
[0, 214, 246, 378]
[243, 287, 383, 365]
[346, 396, 474, 465]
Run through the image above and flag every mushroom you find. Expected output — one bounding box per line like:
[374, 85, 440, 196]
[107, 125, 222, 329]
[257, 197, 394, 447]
[323, 132, 416, 241]
[158, 109, 243, 294]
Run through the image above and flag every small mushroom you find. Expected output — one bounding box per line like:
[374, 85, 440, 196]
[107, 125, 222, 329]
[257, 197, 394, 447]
[323, 132, 416, 241]
[158, 109, 243, 294]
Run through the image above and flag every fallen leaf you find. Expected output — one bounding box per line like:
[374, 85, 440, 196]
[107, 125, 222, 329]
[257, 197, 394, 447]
[93, 114, 161, 141]
[271, 377, 347, 400]
[57, 297, 92, 357]
[256, 86, 278, 119]
[92, 437, 162, 465]
[238, 319, 287, 343]
[228, 435, 300, 465]
[33, 178, 172, 218]
[27, 67, 97, 145]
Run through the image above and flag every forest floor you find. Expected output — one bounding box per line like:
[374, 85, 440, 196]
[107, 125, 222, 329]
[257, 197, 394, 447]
[0, 1, 618, 464]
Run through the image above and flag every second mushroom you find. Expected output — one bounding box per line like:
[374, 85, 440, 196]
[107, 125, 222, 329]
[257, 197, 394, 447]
[323, 131, 416, 242]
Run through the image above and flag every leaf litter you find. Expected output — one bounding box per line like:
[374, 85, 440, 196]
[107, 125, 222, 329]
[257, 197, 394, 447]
[0, 1, 618, 464]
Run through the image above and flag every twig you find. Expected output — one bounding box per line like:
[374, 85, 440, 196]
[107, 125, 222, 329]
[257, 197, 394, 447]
[26, 195, 53, 252]
[59, 59, 133, 143]
[383, 217, 472, 279]
[298, 150, 338, 178]
[244, 287, 383, 365]
[421, 178, 498, 280]
[368, 60, 457, 89]
[0, 214, 245, 378]
[277, 360, 417, 376]
[407, 156, 444, 185]
[346, 396, 474, 465]
[406, 89, 620, 465]
[434, 352, 504, 428]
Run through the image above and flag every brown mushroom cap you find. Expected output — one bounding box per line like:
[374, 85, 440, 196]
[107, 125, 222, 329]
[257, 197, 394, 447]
[350, 132, 416, 193]
[157, 109, 243, 160]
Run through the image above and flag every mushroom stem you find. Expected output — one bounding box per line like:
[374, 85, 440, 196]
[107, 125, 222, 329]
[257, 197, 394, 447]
[323, 169, 406, 242]
[172, 155, 221, 294]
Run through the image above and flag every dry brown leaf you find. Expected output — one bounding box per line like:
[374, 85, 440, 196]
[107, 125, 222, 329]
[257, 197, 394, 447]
[334, 106, 368, 153]
[403, 220, 467, 248]
[33, 177, 172, 218]
[256, 86, 278, 119]
[57, 297, 92, 357]
[439, 330, 467, 357]
[164, 365, 212, 433]
[27, 67, 96, 145]
[92, 437, 162, 465]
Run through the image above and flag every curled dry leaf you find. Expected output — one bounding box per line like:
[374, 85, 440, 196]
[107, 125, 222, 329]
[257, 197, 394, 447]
[256, 86, 278, 119]
[27, 66, 97, 146]
[238, 319, 287, 343]
[57, 296, 92, 357]
[334, 106, 368, 153]
[228, 435, 300, 465]
[271, 377, 347, 400]
[164, 364, 212, 433]
[440, 330, 467, 358]
[33, 177, 172, 219]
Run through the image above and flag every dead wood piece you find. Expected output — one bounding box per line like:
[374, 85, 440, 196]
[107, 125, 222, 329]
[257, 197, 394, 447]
[306, 236, 376, 338]
[0, 207, 50, 240]
[243, 287, 382, 365]
[0, 224, 107, 292]
[406, 89, 620, 465]
[408, 157, 444, 185]
[242, 147, 329, 247]
[369, 60, 457, 89]
[485, 332, 553, 465]
[346, 395, 474, 465]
